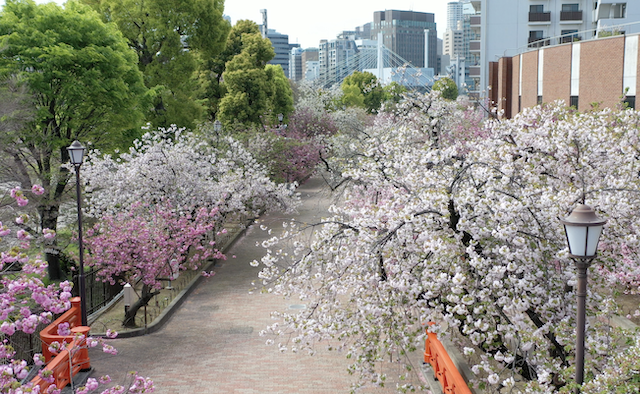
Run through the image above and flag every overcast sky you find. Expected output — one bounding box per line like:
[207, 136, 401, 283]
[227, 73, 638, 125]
[25, 0, 454, 49]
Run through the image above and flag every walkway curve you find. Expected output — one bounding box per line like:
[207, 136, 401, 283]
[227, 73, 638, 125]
[88, 177, 422, 393]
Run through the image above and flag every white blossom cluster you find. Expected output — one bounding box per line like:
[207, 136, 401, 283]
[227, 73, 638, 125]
[255, 97, 640, 393]
[82, 125, 299, 219]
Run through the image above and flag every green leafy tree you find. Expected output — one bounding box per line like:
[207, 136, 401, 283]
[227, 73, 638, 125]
[266, 64, 294, 124]
[201, 19, 260, 121]
[383, 81, 408, 105]
[0, 0, 148, 278]
[84, 0, 230, 129]
[218, 26, 279, 127]
[340, 71, 385, 113]
[432, 76, 459, 100]
[341, 84, 365, 108]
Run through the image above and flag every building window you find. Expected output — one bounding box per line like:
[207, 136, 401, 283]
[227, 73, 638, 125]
[624, 96, 636, 109]
[529, 30, 548, 48]
[561, 29, 580, 43]
[530, 30, 544, 40]
[570, 96, 579, 109]
[530, 5, 544, 13]
[562, 4, 579, 12]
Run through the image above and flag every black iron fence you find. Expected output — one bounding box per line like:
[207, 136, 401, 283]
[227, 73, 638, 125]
[72, 269, 123, 316]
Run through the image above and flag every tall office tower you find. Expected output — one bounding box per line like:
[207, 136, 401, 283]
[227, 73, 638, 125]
[447, 1, 465, 31]
[370, 10, 438, 72]
[265, 29, 291, 76]
[289, 47, 304, 81]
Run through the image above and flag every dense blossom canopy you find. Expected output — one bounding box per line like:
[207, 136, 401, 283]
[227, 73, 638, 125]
[255, 97, 640, 393]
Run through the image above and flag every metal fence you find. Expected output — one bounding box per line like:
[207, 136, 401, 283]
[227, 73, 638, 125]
[72, 269, 123, 316]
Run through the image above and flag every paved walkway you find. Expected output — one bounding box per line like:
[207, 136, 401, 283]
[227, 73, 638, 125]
[88, 177, 426, 393]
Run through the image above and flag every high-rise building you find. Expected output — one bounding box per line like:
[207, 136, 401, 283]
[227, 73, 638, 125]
[318, 38, 359, 86]
[265, 29, 291, 76]
[288, 47, 320, 81]
[473, 0, 640, 99]
[443, 26, 465, 58]
[447, 1, 465, 30]
[370, 10, 438, 72]
[289, 47, 304, 81]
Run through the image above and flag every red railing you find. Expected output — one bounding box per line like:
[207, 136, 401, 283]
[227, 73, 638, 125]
[30, 297, 91, 391]
[424, 325, 472, 394]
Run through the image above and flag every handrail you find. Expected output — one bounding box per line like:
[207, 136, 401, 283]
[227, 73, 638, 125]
[30, 297, 91, 391]
[424, 325, 472, 394]
[40, 297, 85, 363]
[30, 326, 91, 391]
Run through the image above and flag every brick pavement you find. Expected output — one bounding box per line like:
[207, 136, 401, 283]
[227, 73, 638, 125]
[88, 177, 427, 393]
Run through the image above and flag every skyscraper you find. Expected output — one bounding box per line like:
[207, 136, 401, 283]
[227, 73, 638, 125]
[370, 10, 438, 72]
[447, 1, 465, 31]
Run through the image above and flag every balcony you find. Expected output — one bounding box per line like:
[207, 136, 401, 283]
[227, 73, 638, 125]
[469, 40, 481, 52]
[529, 12, 551, 23]
[560, 10, 583, 21]
[528, 37, 550, 48]
[560, 35, 582, 43]
[470, 15, 481, 27]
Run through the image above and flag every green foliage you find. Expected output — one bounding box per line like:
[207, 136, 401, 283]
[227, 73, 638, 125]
[0, 0, 148, 157]
[340, 71, 385, 113]
[266, 65, 294, 124]
[0, 0, 150, 277]
[84, 0, 231, 129]
[432, 77, 459, 101]
[383, 82, 408, 105]
[218, 22, 293, 128]
[341, 84, 365, 108]
[200, 20, 261, 120]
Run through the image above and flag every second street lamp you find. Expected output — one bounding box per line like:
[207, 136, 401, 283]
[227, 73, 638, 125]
[67, 140, 88, 327]
[559, 204, 607, 393]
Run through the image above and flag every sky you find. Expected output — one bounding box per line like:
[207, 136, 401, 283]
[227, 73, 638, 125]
[25, 0, 454, 49]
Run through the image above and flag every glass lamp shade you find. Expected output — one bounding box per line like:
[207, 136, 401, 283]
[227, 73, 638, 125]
[278, 113, 284, 122]
[67, 140, 86, 165]
[213, 120, 222, 132]
[560, 204, 607, 258]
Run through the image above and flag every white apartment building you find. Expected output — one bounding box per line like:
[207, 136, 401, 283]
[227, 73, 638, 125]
[472, 0, 640, 98]
[443, 27, 465, 58]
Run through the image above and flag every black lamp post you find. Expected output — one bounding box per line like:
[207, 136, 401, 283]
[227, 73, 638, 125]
[559, 204, 606, 393]
[67, 140, 88, 327]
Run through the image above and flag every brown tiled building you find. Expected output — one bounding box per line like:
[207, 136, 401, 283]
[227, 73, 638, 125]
[490, 33, 639, 118]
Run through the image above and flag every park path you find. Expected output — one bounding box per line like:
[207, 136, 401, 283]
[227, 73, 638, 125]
[88, 177, 426, 393]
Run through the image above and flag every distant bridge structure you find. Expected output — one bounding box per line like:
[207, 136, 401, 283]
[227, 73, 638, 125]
[314, 35, 435, 90]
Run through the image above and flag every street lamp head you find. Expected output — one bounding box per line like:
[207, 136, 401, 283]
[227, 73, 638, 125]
[560, 204, 607, 258]
[67, 140, 86, 166]
[213, 120, 222, 133]
[278, 113, 283, 123]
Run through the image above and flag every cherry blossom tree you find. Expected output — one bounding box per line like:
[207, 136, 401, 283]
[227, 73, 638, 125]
[254, 95, 640, 393]
[0, 186, 152, 393]
[84, 202, 221, 327]
[82, 125, 298, 325]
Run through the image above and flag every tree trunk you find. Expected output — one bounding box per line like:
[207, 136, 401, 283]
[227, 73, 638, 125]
[40, 201, 62, 280]
[123, 284, 160, 328]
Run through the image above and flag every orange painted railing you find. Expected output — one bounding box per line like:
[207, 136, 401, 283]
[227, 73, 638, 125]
[30, 297, 91, 391]
[424, 325, 472, 394]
